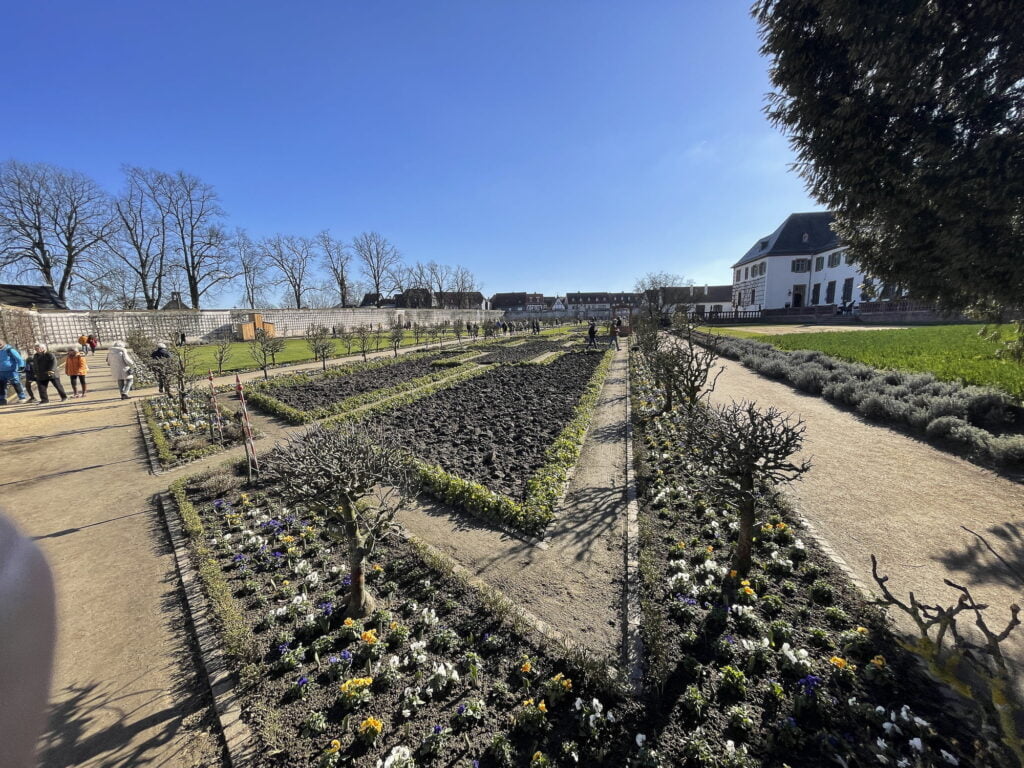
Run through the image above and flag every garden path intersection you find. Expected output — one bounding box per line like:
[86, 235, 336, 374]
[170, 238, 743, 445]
[0, 339, 630, 766]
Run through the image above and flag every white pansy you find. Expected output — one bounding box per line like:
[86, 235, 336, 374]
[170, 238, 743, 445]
[635, 734, 646, 748]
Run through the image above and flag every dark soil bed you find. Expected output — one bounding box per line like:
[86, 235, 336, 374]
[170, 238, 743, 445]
[266, 355, 459, 412]
[473, 339, 568, 365]
[178, 471, 639, 767]
[371, 351, 604, 497]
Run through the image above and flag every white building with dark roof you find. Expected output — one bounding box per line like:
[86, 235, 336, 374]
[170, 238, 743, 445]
[732, 212, 867, 311]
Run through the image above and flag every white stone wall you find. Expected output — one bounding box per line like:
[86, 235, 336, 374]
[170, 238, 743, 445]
[28, 307, 502, 346]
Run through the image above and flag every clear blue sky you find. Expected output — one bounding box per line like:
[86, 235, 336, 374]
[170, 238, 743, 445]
[0, 0, 819, 302]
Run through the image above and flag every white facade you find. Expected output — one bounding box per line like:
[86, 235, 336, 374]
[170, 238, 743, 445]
[733, 247, 868, 311]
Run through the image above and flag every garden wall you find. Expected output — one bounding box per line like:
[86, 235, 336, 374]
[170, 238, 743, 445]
[25, 307, 503, 346]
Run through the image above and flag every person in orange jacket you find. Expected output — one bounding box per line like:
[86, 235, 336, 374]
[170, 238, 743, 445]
[65, 347, 89, 398]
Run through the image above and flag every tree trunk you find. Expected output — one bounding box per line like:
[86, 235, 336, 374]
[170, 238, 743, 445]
[262, 365, 269, 381]
[341, 505, 375, 618]
[732, 472, 756, 575]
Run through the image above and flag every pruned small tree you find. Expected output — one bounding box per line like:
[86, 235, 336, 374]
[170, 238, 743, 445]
[389, 323, 404, 357]
[337, 326, 354, 355]
[167, 341, 202, 415]
[213, 335, 233, 375]
[262, 422, 415, 618]
[249, 328, 283, 380]
[354, 325, 372, 361]
[305, 324, 334, 371]
[452, 319, 464, 345]
[690, 401, 810, 574]
[411, 322, 423, 346]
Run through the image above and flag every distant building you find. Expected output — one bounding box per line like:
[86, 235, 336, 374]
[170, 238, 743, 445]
[732, 212, 868, 311]
[438, 291, 488, 310]
[360, 292, 397, 308]
[565, 292, 642, 314]
[489, 292, 544, 312]
[161, 291, 189, 310]
[660, 285, 733, 315]
[0, 283, 68, 311]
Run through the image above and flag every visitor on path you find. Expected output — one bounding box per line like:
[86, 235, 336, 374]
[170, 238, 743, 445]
[87, 335, 98, 355]
[0, 341, 28, 405]
[32, 344, 67, 404]
[151, 342, 171, 394]
[106, 341, 135, 400]
[0, 513, 56, 768]
[77, 334, 89, 355]
[65, 348, 89, 398]
[587, 320, 598, 348]
[22, 354, 36, 402]
[609, 323, 620, 350]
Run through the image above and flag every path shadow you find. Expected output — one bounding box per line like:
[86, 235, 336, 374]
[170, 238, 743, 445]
[0, 457, 147, 488]
[0, 423, 134, 446]
[933, 521, 1024, 590]
[32, 510, 151, 541]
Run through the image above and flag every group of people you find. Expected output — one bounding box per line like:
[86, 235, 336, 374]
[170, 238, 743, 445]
[587, 316, 624, 350]
[0, 339, 138, 406]
[76, 334, 100, 354]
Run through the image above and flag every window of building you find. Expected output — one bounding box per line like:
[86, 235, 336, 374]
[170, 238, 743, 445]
[791, 258, 810, 273]
[844, 251, 853, 265]
[842, 277, 854, 302]
[744, 267, 749, 279]
[811, 283, 821, 305]
[828, 252, 841, 268]
[759, 263, 766, 276]
[759, 239, 769, 251]
[749, 288, 756, 305]
[815, 256, 824, 272]
[712, 304, 722, 312]
[802, 232, 809, 243]
[825, 280, 836, 304]
[735, 269, 741, 282]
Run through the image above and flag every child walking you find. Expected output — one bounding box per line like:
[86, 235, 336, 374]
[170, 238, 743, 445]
[65, 348, 89, 398]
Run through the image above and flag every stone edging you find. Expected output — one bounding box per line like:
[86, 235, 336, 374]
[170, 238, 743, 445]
[157, 492, 256, 768]
[135, 401, 164, 476]
[623, 350, 645, 694]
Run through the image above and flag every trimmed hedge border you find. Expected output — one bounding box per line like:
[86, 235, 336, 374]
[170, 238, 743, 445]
[695, 330, 1024, 469]
[412, 348, 616, 535]
[140, 398, 231, 468]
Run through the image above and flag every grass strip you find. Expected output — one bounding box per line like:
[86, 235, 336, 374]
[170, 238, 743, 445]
[169, 477, 258, 662]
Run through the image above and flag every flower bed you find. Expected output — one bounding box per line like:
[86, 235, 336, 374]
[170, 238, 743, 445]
[169, 472, 649, 767]
[370, 349, 614, 533]
[629, 351, 1005, 767]
[473, 340, 573, 365]
[141, 390, 254, 468]
[697, 331, 1024, 469]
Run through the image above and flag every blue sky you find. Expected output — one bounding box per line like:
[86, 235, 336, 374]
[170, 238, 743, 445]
[0, 1, 819, 303]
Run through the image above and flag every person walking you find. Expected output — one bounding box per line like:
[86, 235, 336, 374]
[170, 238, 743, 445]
[0, 341, 29, 406]
[22, 353, 36, 402]
[87, 335, 98, 355]
[609, 323, 620, 350]
[150, 342, 171, 394]
[77, 334, 89, 355]
[65, 347, 89, 398]
[106, 341, 135, 400]
[32, 344, 67, 405]
[587, 320, 598, 348]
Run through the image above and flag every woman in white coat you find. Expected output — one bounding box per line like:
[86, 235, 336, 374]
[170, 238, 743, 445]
[105, 341, 135, 399]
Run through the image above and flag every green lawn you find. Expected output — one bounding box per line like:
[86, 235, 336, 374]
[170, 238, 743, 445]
[719, 324, 1024, 399]
[189, 331, 441, 374]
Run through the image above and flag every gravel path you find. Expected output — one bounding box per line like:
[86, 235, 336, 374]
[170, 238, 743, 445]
[710, 358, 1024, 694]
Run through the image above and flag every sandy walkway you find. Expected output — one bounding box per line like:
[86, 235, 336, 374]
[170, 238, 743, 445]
[714, 323, 910, 335]
[710, 359, 1024, 691]
[0, 356, 224, 768]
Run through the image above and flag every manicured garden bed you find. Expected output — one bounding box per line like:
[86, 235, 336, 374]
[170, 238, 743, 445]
[629, 351, 1007, 768]
[141, 391, 255, 468]
[473, 339, 572, 365]
[169, 471, 645, 768]
[370, 349, 614, 533]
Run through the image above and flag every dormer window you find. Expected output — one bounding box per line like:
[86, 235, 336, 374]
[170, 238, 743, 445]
[759, 239, 769, 251]
[802, 232, 809, 243]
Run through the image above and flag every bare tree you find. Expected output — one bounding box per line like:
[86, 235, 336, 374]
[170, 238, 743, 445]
[388, 322, 405, 357]
[352, 231, 401, 307]
[0, 160, 113, 300]
[688, 401, 810, 574]
[318, 230, 354, 307]
[262, 234, 316, 309]
[234, 228, 271, 309]
[354, 325, 373, 361]
[167, 341, 202, 416]
[262, 422, 415, 617]
[249, 328, 284, 380]
[213, 335, 234, 375]
[305, 324, 334, 370]
[450, 264, 481, 308]
[153, 169, 234, 308]
[103, 166, 169, 309]
[634, 271, 688, 321]
[426, 261, 453, 309]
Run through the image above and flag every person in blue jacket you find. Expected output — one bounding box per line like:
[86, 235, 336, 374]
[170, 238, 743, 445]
[0, 340, 29, 405]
